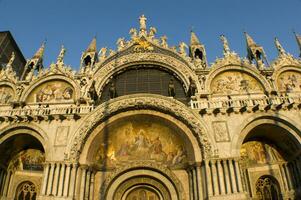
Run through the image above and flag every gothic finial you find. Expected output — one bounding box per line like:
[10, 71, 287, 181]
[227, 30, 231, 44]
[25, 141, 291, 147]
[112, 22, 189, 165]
[33, 41, 45, 59]
[57, 45, 66, 64]
[220, 34, 230, 55]
[190, 31, 200, 46]
[294, 31, 301, 57]
[7, 52, 15, 66]
[244, 32, 256, 47]
[86, 37, 97, 53]
[274, 37, 286, 56]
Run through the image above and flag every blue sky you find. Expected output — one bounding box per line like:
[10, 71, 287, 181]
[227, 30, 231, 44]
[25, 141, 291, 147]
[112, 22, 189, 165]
[0, 0, 300, 69]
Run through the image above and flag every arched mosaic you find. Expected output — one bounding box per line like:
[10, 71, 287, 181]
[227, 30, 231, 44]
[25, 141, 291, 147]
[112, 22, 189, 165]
[8, 149, 45, 171]
[26, 80, 74, 103]
[277, 70, 301, 92]
[91, 115, 189, 169]
[0, 85, 14, 104]
[211, 70, 264, 95]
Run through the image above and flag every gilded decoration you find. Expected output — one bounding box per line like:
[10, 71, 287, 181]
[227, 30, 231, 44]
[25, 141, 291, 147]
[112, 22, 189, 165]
[0, 85, 14, 104]
[211, 71, 264, 94]
[93, 115, 187, 168]
[8, 149, 45, 171]
[277, 70, 301, 92]
[26, 80, 74, 103]
[240, 141, 283, 167]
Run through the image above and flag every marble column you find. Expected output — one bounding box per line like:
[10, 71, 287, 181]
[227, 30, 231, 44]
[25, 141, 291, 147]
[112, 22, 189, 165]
[284, 163, 293, 191]
[85, 169, 91, 200]
[280, 163, 289, 191]
[0, 169, 5, 195]
[211, 160, 219, 195]
[69, 163, 78, 197]
[205, 160, 213, 197]
[192, 167, 198, 200]
[63, 163, 71, 197]
[41, 163, 50, 195]
[47, 163, 55, 195]
[80, 166, 87, 200]
[196, 164, 203, 200]
[222, 160, 231, 194]
[217, 160, 225, 195]
[188, 169, 193, 200]
[234, 159, 243, 192]
[52, 163, 60, 195]
[58, 163, 66, 196]
[89, 171, 95, 200]
[229, 159, 237, 193]
[2, 170, 11, 197]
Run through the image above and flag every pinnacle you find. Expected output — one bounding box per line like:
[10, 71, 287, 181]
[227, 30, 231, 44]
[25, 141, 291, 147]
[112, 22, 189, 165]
[190, 31, 200, 46]
[33, 42, 45, 59]
[86, 37, 97, 52]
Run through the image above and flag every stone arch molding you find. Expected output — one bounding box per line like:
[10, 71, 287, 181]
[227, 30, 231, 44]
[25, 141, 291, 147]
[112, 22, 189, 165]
[205, 64, 272, 94]
[231, 113, 301, 157]
[66, 94, 214, 161]
[0, 123, 50, 160]
[101, 161, 185, 200]
[93, 52, 201, 94]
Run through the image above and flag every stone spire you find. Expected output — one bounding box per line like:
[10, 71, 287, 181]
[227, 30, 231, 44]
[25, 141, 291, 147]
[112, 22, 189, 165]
[189, 31, 207, 68]
[190, 31, 201, 46]
[294, 31, 301, 57]
[80, 37, 98, 72]
[244, 32, 268, 68]
[57, 45, 66, 64]
[274, 37, 286, 56]
[85, 37, 97, 53]
[21, 42, 45, 80]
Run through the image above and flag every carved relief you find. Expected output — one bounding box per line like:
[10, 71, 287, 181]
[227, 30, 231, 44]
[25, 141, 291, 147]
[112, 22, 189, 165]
[212, 121, 229, 142]
[8, 149, 45, 171]
[26, 81, 74, 103]
[55, 126, 70, 146]
[93, 115, 187, 168]
[277, 70, 301, 92]
[240, 141, 283, 167]
[211, 71, 264, 94]
[0, 85, 14, 104]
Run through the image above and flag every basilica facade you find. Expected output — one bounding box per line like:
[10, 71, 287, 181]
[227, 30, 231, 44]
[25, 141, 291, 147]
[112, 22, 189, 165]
[0, 16, 301, 200]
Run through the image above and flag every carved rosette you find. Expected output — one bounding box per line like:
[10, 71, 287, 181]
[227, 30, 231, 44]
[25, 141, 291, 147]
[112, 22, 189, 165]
[68, 94, 212, 162]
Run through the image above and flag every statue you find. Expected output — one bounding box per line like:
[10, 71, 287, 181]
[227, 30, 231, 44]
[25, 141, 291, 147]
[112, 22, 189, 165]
[148, 27, 157, 39]
[129, 28, 138, 39]
[109, 82, 117, 99]
[139, 14, 147, 30]
[187, 77, 197, 97]
[274, 37, 286, 55]
[7, 52, 15, 66]
[220, 34, 230, 55]
[168, 78, 175, 97]
[98, 47, 107, 60]
[57, 45, 66, 64]
[161, 36, 168, 48]
[179, 42, 188, 56]
[88, 80, 98, 101]
[117, 38, 126, 51]
[109, 49, 115, 56]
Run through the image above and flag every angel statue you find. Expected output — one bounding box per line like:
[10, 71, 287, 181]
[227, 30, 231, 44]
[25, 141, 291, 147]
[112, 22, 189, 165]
[57, 45, 66, 64]
[139, 14, 147, 30]
[117, 38, 126, 51]
[274, 37, 286, 55]
[161, 36, 168, 48]
[220, 34, 230, 55]
[98, 47, 107, 60]
[179, 42, 188, 56]
[129, 28, 138, 40]
[148, 27, 157, 39]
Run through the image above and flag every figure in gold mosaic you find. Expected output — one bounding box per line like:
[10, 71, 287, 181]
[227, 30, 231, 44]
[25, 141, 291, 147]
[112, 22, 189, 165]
[94, 116, 187, 168]
[240, 141, 283, 167]
[8, 149, 45, 171]
[277, 71, 301, 92]
[0, 86, 14, 104]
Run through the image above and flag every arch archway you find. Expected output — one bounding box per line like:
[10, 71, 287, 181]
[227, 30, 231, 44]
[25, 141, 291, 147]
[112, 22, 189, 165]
[235, 115, 301, 199]
[0, 126, 47, 200]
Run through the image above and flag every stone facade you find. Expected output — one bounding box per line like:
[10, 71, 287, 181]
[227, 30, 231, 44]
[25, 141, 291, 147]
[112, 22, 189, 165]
[0, 16, 301, 200]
